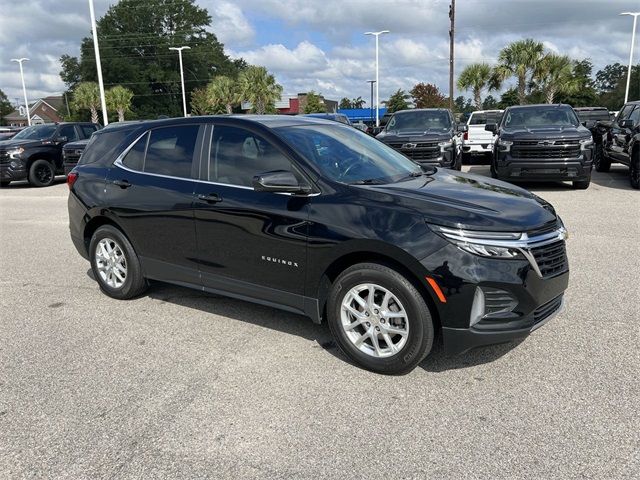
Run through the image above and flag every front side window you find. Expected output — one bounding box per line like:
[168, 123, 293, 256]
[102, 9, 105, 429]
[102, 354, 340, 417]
[503, 106, 579, 128]
[617, 104, 635, 122]
[120, 125, 199, 178]
[627, 107, 640, 126]
[209, 126, 293, 187]
[277, 123, 422, 184]
[81, 125, 98, 138]
[58, 125, 79, 142]
[385, 111, 452, 132]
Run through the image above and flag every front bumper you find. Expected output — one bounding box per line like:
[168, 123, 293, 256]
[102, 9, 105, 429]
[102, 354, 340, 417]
[0, 162, 27, 182]
[495, 151, 592, 181]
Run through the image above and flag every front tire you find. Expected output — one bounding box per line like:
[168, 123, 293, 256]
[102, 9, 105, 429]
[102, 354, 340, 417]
[28, 159, 55, 187]
[89, 225, 147, 299]
[490, 161, 498, 179]
[0, 181, 10, 188]
[573, 178, 591, 190]
[327, 263, 434, 375]
[594, 143, 611, 172]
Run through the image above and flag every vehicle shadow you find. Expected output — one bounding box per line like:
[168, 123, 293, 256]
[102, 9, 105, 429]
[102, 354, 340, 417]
[590, 166, 632, 191]
[0, 177, 67, 189]
[87, 270, 522, 374]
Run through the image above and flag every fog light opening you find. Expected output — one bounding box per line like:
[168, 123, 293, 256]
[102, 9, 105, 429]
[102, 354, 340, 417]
[469, 287, 485, 327]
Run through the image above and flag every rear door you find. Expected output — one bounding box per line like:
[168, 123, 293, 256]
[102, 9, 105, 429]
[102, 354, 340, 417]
[193, 123, 310, 310]
[105, 124, 205, 285]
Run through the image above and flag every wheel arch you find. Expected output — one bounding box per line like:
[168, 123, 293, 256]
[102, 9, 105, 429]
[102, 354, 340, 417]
[82, 214, 133, 257]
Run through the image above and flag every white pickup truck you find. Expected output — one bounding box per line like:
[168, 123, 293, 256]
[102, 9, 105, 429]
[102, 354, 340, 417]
[462, 110, 503, 162]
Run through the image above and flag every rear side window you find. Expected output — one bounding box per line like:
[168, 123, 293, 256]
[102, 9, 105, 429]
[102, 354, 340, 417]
[80, 125, 98, 139]
[79, 129, 132, 166]
[121, 125, 200, 179]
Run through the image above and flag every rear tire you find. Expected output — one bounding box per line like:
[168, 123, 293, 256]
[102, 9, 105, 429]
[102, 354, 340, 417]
[28, 159, 55, 187]
[461, 152, 471, 165]
[327, 263, 434, 375]
[572, 179, 590, 190]
[631, 151, 640, 190]
[490, 161, 498, 178]
[89, 225, 147, 299]
[0, 181, 10, 188]
[593, 143, 611, 172]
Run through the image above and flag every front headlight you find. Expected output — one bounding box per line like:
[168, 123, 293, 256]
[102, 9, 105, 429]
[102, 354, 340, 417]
[579, 138, 593, 150]
[497, 139, 513, 152]
[8, 147, 24, 159]
[429, 224, 522, 259]
[438, 141, 453, 150]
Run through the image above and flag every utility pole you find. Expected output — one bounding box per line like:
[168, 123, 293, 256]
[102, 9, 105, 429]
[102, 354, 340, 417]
[367, 80, 376, 124]
[364, 30, 390, 127]
[169, 46, 191, 117]
[89, 0, 108, 125]
[620, 12, 640, 104]
[10, 58, 30, 126]
[449, 0, 456, 111]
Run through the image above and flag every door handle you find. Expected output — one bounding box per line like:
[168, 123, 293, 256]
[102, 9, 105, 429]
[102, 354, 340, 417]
[197, 193, 222, 203]
[112, 179, 131, 189]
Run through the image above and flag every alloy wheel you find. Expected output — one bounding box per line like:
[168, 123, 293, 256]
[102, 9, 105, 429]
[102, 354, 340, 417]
[35, 163, 53, 184]
[95, 237, 128, 289]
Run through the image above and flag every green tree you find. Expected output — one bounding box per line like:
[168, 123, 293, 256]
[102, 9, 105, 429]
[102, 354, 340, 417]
[596, 64, 640, 110]
[190, 87, 216, 115]
[207, 75, 238, 114]
[105, 85, 134, 121]
[457, 62, 493, 109]
[303, 91, 326, 113]
[339, 97, 352, 109]
[72, 82, 101, 123]
[238, 66, 282, 114]
[533, 54, 579, 103]
[492, 39, 544, 104]
[410, 83, 447, 108]
[0, 89, 13, 125]
[482, 94, 499, 110]
[351, 96, 366, 108]
[384, 89, 410, 113]
[60, 0, 245, 119]
[454, 95, 474, 114]
[555, 59, 598, 107]
[595, 63, 627, 92]
[499, 88, 519, 108]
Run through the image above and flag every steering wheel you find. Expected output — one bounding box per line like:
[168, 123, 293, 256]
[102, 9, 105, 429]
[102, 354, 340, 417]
[338, 156, 365, 180]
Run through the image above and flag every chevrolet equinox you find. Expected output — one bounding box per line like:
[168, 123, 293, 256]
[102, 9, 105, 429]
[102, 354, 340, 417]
[68, 116, 569, 374]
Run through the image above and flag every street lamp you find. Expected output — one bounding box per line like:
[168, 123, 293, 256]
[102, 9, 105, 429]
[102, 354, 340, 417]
[620, 12, 640, 104]
[367, 80, 376, 124]
[169, 46, 191, 117]
[88, 0, 108, 126]
[10, 58, 30, 126]
[364, 30, 389, 127]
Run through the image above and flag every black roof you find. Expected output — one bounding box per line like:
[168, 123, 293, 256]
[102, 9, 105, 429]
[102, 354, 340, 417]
[505, 104, 573, 109]
[393, 108, 452, 114]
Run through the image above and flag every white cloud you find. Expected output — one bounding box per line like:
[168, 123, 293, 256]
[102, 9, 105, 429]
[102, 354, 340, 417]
[210, 1, 255, 46]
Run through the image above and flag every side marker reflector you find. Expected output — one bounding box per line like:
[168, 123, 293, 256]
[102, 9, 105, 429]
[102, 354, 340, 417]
[425, 276, 447, 303]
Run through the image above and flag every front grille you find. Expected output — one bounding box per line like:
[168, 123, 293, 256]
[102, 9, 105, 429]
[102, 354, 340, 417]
[64, 151, 82, 163]
[483, 288, 518, 316]
[530, 240, 568, 278]
[386, 142, 440, 162]
[534, 294, 563, 324]
[511, 146, 581, 159]
[527, 220, 559, 237]
[0, 152, 9, 164]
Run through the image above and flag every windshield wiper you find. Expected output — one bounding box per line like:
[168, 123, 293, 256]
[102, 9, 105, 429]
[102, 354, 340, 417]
[350, 178, 386, 185]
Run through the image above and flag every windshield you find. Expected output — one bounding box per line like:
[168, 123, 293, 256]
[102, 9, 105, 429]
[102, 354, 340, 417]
[12, 125, 57, 140]
[469, 111, 502, 125]
[385, 111, 451, 132]
[502, 106, 579, 128]
[277, 124, 423, 184]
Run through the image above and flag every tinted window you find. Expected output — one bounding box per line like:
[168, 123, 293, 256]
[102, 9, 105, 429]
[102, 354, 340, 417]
[143, 126, 199, 178]
[628, 107, 640, 126]
[12, 124, 57, 140]
[278, 124, 422, 184]
[58, 125, 79, 142]
[503, 106, 578, 128]
[81, 125, 97, 139]
[80, 129, 133, 166]
[618, 104, 635, 122]
[122, 132, 148, 171]
[386, 111, 451, 131]
[209, 126, 292, 187]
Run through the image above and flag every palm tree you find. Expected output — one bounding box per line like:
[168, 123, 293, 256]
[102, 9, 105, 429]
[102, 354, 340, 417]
[533, 54, 579, 103]
[492, 39, 544, 104]
[207, 76, 238, 114]
[351, 96, 366, 108]
[105, 85, 134, 122]
[238, 66, 283, 114]
[72, 82, 101, 123]
[457, 63, 493, 109]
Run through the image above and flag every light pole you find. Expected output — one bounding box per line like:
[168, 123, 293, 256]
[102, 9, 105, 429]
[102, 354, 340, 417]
[620, 12, 640, 104]
[10, 58, 30, 126]
[169, 46, 191, 117]
[367, 80, 376, 124]
[364, 30, 389, 127]
[88, 0, 108, 125]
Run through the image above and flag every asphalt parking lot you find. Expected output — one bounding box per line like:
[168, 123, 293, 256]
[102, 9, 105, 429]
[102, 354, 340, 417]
[1, 165, 638, 479]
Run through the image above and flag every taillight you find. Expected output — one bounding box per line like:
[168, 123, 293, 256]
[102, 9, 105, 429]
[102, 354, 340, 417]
[67, 172, 78, 190]
[463, 131, 468, 140]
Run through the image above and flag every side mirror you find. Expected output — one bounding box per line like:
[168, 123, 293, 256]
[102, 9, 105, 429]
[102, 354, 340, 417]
[619, 119, 634, 129]
[252, 170, 310, 194]
[485, 123, 497, 134]
[457, 124, 468, 133]
[55, 136, 68, 144]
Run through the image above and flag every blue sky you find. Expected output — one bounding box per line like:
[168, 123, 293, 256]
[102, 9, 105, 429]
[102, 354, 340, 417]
[1, 0, 639, 108]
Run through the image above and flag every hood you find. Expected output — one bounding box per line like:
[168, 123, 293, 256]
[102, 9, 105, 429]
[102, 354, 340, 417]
[501, 125, 590, 140]
[0, 138, 48, 150]
[360, 169, 557, 231]
[64, 139, 90, 149]
[377, 130, 452, 143]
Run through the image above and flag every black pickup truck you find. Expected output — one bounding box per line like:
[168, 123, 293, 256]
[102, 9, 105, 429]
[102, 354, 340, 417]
[486, 104, 594, 189]
[62, 139, 91, 175]
[375, 108, 466, 169]
[0, 122, 99, 187]
[595, 100, 640, 189]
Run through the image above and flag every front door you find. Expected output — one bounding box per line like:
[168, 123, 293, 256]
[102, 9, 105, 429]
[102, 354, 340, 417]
[193, 124, 310, 311]
[105, 124, 204, 285]
[611, 105, 635, 163]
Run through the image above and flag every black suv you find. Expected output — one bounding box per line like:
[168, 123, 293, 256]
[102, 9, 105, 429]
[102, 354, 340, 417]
[596, 100, 640, 189]
[68, 116, 568, 374]
[376, 109, 466, 170]
[0, 122, 99, 187]
[486, 104, 594, 189]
